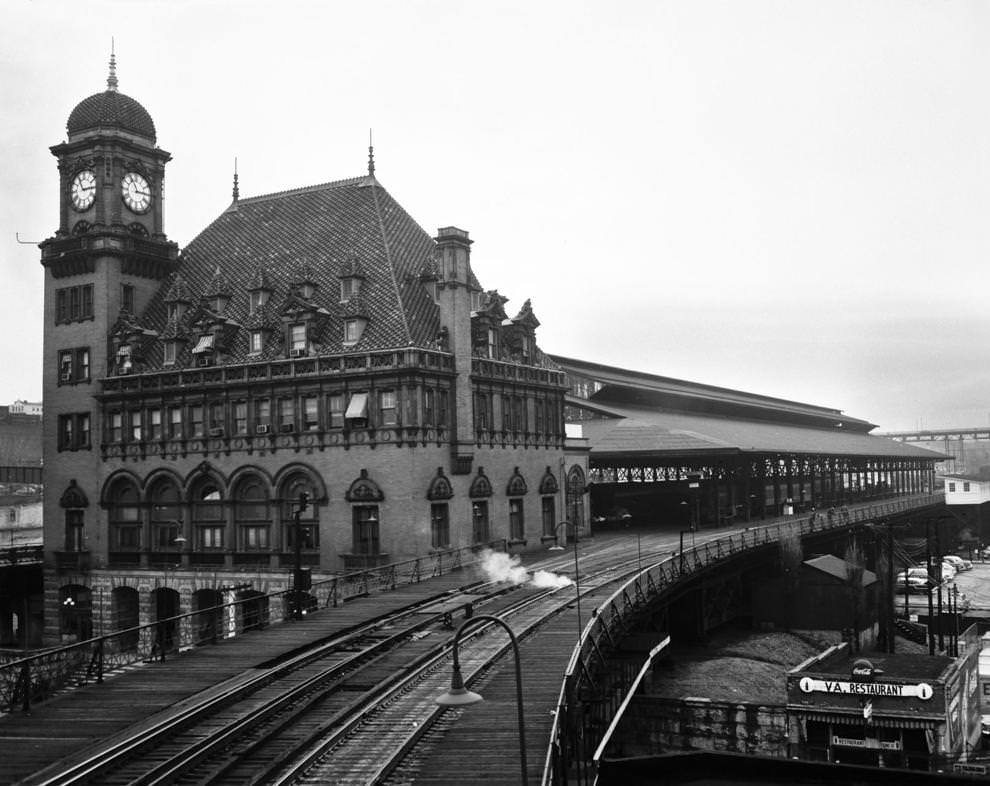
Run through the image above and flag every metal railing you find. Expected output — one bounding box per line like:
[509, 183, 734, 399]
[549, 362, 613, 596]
[541, 494, 943, 785]
[0, 539, 505, 714]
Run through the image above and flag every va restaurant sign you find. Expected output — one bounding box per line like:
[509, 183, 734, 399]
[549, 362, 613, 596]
[799, 660, 934, 700]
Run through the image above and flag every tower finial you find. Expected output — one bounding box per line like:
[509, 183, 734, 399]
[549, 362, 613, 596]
[107, 39, 118, 91]
[367, 128, 375, 177]
[232, 157, 239, 202]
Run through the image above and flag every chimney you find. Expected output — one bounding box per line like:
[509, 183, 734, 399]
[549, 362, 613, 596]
[435, 226, 475, 474]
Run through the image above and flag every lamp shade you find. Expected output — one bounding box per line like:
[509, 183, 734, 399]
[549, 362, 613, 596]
[435, 663, 483, 706]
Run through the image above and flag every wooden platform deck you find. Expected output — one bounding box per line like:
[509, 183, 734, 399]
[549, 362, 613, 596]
[0, 569, 472, 786]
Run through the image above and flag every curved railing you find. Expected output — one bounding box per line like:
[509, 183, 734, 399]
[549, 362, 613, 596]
[0, 539, 505, 714]
[541, 494, 943, 785]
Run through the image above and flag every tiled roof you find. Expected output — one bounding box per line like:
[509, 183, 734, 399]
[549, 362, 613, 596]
[142, 176, 445, 368]
[575, 401, 948, 460]
[67, 90, 156, 141]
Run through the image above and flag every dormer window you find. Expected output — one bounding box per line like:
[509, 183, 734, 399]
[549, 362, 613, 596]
[211, 296, 225, 313]
[117, 345, 133, 374]
[343, 318, 365, 346]
[471, 291, 482, 312]
[163, 342, 177, 366]
[487, 327, 497, 359]
[341, 277, 361, 301]
[167, 303, 181, 321]
[289, 324, 307, 356]
[249, 330, 264, 355]
[299, 282, 316, 299]
[249, 290, 268, 313]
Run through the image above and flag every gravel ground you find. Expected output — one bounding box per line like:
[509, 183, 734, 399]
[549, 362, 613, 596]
[651, 630, 835, 704]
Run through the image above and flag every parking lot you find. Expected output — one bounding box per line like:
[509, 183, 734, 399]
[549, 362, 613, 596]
[898, 557, 990, 618]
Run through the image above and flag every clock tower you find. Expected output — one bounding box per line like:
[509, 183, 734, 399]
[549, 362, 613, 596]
[40, 53, 177, 636]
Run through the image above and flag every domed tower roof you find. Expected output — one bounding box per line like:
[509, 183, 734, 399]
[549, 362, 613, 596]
[66, 52, 156, 142]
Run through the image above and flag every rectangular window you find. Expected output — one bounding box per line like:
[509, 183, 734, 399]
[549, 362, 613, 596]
[948, 482, 956, 492]
[328, 393, 344, 428]
[344, 319, 361, 344]
[289, 324, 306, 353]
[56, 284, 94, 324]
[65, 510, 84, 552]
[431, 503, 450, 549]
[423, 389, 435, 426]
[542, 497, 556, 537]
[352, 506, 380, 555]
[255, 399, 271, 432]
[78, 413, 90, 448]
[209, 402, 225, 434]
[341, 278, 356, 300]
[476, 392, 490, 430]
[149, 409, 162, 440]
[502, 395, 512, 432]
[249, 291, 265, 313]
[129, 410, 142, 442]
[379, 390, 397, 426]
[234, 401, 248, 434]
[487, 327, 497, 358]
[58, 414, 74, 451]
[110, 411, 123, 442]
[57, 347, 90, 384]
[964, 482, 971, 492]
[153, 520, 180, 549]
[280, 398, 295, 431]
[242, 525, 270, 550]
[250, 330, 263, 354]
[169, 407, 183, 438]
[56, 289, 68, 323]
[509, 499, 524, 540]
[198, 526, 224, 549]
[163, 342, 176, 365]
[121, 283, 135, 314]
[303, 395, 319, 431]
[472, 500, 490, 544]
[113, 525, 140, 550]
[438, 390, 449, 427]
[190, 405, 204, 438]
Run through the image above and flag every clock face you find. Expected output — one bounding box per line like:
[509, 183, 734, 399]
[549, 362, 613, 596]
[121, 172, 152, 213]
[71, 170, 96, 211]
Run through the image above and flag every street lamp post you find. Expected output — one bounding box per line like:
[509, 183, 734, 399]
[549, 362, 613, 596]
[547, 520, 582, 640]
[292, 492, 309, 621]
[435, 614, 528, 786]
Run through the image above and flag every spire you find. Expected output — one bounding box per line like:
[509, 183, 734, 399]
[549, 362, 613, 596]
[107, 39, 118, 92]
[367, 128, 376, 176]
[232, 157, 239, 202]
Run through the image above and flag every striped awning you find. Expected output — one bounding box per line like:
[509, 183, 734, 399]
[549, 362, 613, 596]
[191, 334, 214, 354]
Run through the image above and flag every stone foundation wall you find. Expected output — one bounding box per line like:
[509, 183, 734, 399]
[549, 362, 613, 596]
[614, 696, 790, 758]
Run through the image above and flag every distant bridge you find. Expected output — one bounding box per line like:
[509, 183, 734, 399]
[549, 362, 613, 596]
[881, 428, 990, 443]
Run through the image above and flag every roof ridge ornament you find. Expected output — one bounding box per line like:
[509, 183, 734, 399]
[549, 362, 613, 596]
[107, 39, 118, 92]
[232, 157, 239, 203]
[368, 128, 375, 177]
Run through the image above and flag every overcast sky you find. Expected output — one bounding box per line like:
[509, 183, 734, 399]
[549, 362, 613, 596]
[2, 0, 988, 432]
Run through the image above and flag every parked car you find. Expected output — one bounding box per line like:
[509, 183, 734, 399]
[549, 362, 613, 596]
[940, 562, 957, 581]
[896, 567, 936, 587]
[944, 555, 973, 572]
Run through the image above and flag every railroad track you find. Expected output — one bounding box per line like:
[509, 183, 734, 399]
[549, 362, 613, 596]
[20, 531, 712, 786]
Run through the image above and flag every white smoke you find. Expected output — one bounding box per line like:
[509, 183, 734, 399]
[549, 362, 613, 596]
[478, 549, 573, 589]
[530, 569, 574, 589]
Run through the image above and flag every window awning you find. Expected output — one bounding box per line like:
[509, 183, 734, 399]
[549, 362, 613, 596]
[345, 392, 369, 419]
[191, 334, 214, 354]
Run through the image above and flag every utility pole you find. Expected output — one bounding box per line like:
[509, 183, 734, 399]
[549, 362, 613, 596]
[926, 520, 935, 656]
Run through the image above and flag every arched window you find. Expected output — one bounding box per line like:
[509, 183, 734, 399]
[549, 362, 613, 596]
[233, 475, 271, 551]
[149, 477, 182, 550]
[191, 476, 225, 551]
[107, 478, 141, 554]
